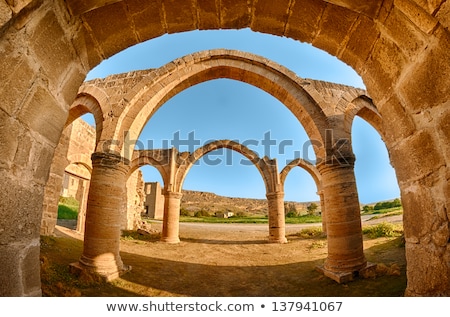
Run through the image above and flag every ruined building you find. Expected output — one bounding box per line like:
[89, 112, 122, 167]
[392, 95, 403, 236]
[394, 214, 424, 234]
[0, 1, 449, 297]
[41, 118, 146, 235]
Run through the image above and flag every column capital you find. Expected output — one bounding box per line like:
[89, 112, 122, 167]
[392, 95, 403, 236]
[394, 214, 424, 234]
[266, 191, 284, 200]
[162, 190, 183, 199]
[316, 155, 356, 173]
[91, 152, 130, 166]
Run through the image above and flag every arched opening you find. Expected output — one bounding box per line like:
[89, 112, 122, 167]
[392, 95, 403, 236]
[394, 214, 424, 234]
[182, 149, 266, 219]
[283, 167, 321, 216]
[41, 114, 96, 236]
[139, 165, 165, 220]
[1, 1, 448, 297]
[352, 116, 401, 208]
[139, 78, 312, 177]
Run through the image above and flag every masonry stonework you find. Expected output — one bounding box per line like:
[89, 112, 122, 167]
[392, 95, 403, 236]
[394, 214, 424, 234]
[0, 1, 448, 296]
[41, 118, 145, 236]
[144, 182, 165, 220]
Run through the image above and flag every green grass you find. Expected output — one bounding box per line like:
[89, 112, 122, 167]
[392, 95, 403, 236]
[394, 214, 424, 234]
[57, 196, 79, 219]
[362, 206, 403, 215]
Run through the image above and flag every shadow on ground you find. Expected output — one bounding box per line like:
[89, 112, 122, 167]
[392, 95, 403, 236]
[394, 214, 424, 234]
[40, 225, 406, 297]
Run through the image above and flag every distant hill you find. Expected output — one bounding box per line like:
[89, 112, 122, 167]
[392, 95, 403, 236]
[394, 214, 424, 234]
[180, 189, 319, 215]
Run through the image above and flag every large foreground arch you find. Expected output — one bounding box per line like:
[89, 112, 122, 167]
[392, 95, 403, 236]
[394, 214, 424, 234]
[0, 1, 449, 296]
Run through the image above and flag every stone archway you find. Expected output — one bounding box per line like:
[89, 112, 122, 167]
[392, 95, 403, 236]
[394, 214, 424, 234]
[178, 140, 287, 243]
[0, 1, 448, 296]
[103, 50, 329, 162]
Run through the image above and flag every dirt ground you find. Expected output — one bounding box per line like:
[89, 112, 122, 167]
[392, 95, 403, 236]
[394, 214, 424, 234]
[42, 216, 406, 297]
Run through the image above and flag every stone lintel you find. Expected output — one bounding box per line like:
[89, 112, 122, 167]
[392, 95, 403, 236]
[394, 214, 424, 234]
[316, 262, 377, 284]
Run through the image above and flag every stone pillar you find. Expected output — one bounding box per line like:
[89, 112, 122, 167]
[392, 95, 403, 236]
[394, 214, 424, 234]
[318, 190, 327, 234]
[160, 191, 183, 243]
[73, 152, 130, 280]
[267, 191, 287, 243]
[317, 159, 369, 283]
[76, 179, 90, 234]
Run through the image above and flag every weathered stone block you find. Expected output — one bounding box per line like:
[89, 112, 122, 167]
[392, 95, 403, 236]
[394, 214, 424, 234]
[383, 6, 427, 60]
[13, 131, 33, 168]
[312, 5, 358, 57]
[82, 2, 138, 58]
[18, 85, 67, 145]
[196, 0, 220, 30]
[0, 177, 44, 274]
[340, 15, 380, 74]
[405, 242, 450, 296]
[398, 28, 450, 112]
[219, 0, 252, 29]
[0, 45, 35, 116]
[389, 129, 444, 182]
[0, 245, 24, 296]
[29, 10, 75, 90]
[436, 1, 450, 31]
[23, 243, 42, 295]
[251, 0, 290, 36]
[0, 1, 12, 28]
[363, 35, 407, 98]
[377, 95, 416, 145]
[0, 111, 20, 169]
[163, 0, 197, 33]
[285, 0, 325, 43]
[402, 181, 437, 241]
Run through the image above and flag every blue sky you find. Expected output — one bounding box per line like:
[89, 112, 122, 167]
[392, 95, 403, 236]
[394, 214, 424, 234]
[85, 29, 400, 204]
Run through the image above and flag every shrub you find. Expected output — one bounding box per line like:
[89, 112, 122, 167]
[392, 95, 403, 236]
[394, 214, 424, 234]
[180, 208, 191, 216]
[297, 226, 324, 239]
[194, 209, 210, 217]
[362, 222, 403, 239]
[233, 211, 249, 218]
[286, 210, 299, 218]
[374, 198, 402, 210]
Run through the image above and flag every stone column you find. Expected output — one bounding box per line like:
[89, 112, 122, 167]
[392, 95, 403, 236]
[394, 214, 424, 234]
[317, 190, 326, 234]
[74, 152, 130, 280]
[76, 179, 90, 234]
[317, 158, 368, 283]
[160, 191, 183, 243]
[267, 191, 288, 243]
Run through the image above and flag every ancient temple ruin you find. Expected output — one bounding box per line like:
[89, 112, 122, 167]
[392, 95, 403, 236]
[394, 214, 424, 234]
[0, 1, 449, 297]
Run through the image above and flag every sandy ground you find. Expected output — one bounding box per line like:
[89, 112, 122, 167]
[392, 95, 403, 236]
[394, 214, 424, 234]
[50, 215, 406, 297]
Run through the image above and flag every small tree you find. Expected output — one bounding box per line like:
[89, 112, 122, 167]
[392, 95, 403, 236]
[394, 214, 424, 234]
[306, 202, 318, 215]
[392, 198, 402, 207]
[284, 202, 298, 217]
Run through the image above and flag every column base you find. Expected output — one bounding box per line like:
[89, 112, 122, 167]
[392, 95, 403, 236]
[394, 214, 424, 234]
[268, 236, 288, 244]
[160, 236, 180, 244]
[316, 262, 377, 284]
[69, 261, 132, 282]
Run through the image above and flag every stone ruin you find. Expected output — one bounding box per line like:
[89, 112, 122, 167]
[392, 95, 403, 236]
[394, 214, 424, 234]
[41, 118, 146, 235]
[0, 1, 448, 297]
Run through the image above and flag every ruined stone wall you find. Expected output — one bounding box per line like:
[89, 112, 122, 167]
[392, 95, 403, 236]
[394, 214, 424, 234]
[144, 182, 165, 220]
[125, 169, 146, 230]
[41, 118, 145, 234]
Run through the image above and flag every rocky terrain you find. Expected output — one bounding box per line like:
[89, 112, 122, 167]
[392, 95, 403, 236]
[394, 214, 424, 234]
[180, 189, 319, 215]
